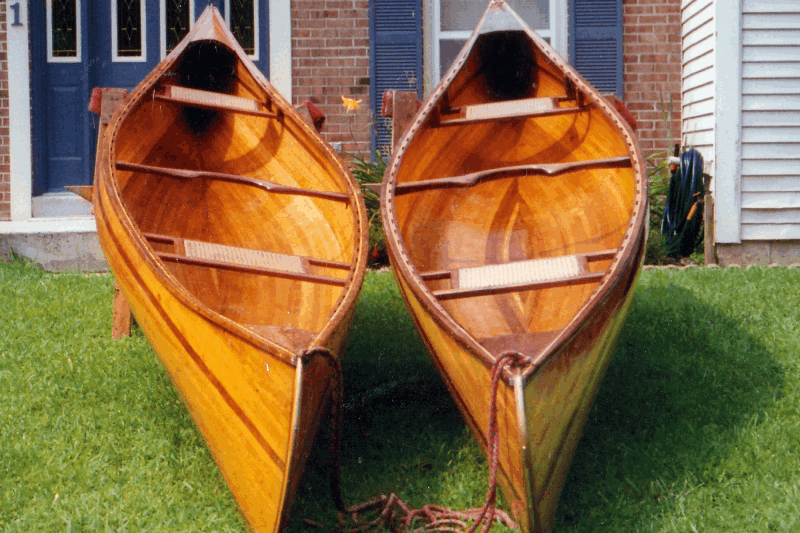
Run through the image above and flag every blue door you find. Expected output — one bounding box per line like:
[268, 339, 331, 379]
[31, 0, 269, 194]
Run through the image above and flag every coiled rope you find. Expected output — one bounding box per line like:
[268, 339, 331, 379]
[301, 347, 531, 533]
[661, 148, 705, 259]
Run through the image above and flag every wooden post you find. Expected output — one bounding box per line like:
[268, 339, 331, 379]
[381, 90, 422, 150]
[704, 174, 716, 265]
[88, 88, 134, 338]
[391, 91, 422, 149]
[294, 100, 326, 133]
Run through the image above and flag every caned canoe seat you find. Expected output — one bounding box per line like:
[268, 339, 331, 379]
[394, 156, 632, 195]
[423, 250, 616, 301]
[116, 161, 350, 203]
[436, 96, 587, 127]
[155, 85, 281, 119]
[144, 233, 350, 287]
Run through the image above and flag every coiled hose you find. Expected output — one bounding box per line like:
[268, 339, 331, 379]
[661, 148, 705, 258]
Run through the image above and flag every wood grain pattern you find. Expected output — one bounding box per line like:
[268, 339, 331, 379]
[92, 7, 368, 532]
[380, 2, 647, 532]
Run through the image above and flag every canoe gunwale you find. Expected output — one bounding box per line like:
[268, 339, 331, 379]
[380, 0, 647, 385]
[96, 6, 369, 367]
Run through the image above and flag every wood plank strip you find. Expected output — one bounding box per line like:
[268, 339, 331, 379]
[433, 272, 606, 301]
[116, 161, 350, 203]
[420, 270, 452, 281]
[156, 85, 280, 119]
[142, 232, 176, 244]
[394, 157, 631, 195]
[158, 252, 348, 287]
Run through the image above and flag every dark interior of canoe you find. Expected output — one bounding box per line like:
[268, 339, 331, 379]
[393, 31, 636, 358]
[112, 41, 356, 350]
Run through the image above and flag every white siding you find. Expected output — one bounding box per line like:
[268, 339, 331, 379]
[740, 0, 800, 238]
[681, 0, 715, 172]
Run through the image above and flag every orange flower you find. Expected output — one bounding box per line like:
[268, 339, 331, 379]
[341, 95, 362, 112]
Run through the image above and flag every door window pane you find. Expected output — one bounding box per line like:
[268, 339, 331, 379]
[117, 0, 143, 57]
[52, 0, 78, 58]
[230, 0, 256, 56]
[166, 0, 191, 53]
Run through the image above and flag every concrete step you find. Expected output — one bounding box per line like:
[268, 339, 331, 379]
[32, 192, 93, 218]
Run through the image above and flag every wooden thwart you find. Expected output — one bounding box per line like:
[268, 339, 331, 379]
[144, 233, 349, 287]
[423, 250, 616, 301]
[116, 161, 350, 203]
[394, 156, 632, 195]
[156, 85, 280, 118]
[437, 96, 587, 126]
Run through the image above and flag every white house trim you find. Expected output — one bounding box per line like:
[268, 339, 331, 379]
[269, 0, 291, 101]
[8, 0, 32, 223]
[714, 0, 743, 243]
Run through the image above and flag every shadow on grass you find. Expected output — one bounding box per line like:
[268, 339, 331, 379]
[286, 275, 784, 533]
[555, 283, 784, 531]
[286, 273, 488, 532]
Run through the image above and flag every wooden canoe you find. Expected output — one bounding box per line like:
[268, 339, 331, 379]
[92, 7, 368, 532]
[379, 2, 647, 532]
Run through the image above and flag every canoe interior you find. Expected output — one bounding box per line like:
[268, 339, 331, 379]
[393, 31, 635, 358]
[113, 40, 356, 348]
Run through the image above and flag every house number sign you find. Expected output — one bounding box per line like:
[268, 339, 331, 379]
[11, 2, 24, 26]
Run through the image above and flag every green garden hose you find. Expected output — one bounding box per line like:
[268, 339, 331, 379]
[661, 149, 705, 258]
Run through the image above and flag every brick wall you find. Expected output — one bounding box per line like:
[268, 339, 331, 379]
[622, 0, 682, 164]
[292, 0, 373, 158]
[0, 6, 9, 221]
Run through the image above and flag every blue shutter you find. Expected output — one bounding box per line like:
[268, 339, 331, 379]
[370, 0, 423, 156]
[569, 0, 623, 96]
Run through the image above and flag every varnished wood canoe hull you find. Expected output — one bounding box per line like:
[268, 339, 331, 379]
[381, 2, 647, 532]
[93, 7, 368, 532]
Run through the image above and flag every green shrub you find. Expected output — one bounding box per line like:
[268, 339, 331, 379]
[346, 150, 387, 266]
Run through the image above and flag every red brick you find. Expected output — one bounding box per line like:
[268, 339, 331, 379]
[623, 0, 682, 162]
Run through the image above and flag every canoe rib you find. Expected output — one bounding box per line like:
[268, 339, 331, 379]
[394, 156, 632, 195]
[116, 161, 350, 203]
[155, 85, 281, 119]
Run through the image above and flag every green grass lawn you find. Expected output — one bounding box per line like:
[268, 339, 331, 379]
[2, 259, 799, 532]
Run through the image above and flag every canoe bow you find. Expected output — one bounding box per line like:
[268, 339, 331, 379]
[93, 6, 369, 532]
[381, 1, 647, 532]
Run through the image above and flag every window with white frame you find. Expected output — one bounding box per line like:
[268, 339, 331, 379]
[161, 0, 194, 58]
[113, 0, 147, 62]
[48, 0, 82, 62]
[429, 0, 567, 86]
[225, 0, 259, 59]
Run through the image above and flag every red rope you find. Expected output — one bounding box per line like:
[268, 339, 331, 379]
[301, 348, 531, 533]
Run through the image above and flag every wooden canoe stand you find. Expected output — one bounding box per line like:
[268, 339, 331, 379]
[381, 90, 423, 149]
[81, 89, 330, 338]
[84, 88, 134, 338]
